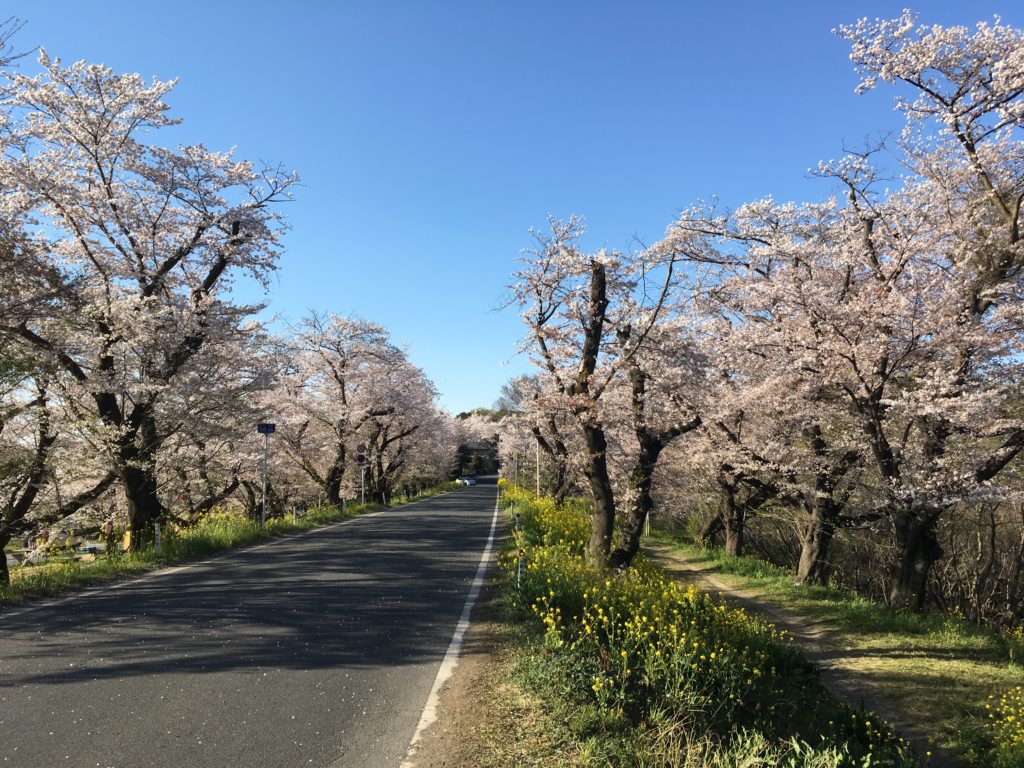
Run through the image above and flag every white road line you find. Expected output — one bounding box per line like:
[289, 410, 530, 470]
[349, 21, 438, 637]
[401, 489, 500, 768]
[0, 492, 452, 622]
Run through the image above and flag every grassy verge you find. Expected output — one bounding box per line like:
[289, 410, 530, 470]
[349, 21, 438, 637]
[0, 480, 457, 607]
[656, 536, 1024, 768]
[495, 482, 922, 768]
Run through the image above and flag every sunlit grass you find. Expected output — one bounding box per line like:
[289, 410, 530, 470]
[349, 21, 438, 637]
[654, 535, 1024, 766]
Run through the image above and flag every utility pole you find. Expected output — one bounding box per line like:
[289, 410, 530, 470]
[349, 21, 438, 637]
[256, 423, 276, 526]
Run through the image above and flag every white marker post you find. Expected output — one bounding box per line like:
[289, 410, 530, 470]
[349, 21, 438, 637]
[535, 432, 540, 496]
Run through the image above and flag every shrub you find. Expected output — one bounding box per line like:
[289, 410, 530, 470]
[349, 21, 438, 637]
[982, 686, 1024, 768]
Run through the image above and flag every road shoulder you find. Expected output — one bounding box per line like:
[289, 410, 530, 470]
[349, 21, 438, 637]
[404, 578, 502, 768]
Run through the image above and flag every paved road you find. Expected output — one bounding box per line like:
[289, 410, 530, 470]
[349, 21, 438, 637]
[0, 481, 499, 768]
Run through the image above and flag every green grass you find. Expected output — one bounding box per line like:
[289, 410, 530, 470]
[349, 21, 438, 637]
[0, 480, 457, 606]
[654, 536, 1024, 766]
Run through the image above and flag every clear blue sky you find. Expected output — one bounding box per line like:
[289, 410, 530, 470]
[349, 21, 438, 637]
[7, 1, 1022, 413]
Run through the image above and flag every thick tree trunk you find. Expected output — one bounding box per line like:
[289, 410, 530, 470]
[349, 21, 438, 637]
[325, 462, 344, 507]
[531, 422, 571, 503]
[0, 532, 10, 586]
[794, 498, 836, 586]
[581, 423, 616, 566]
[700, 513, 725, 546]
[124, 463, 162, 550]
[718, 474, 746, 557]
[793, 427, 856, 587]
[0, 389, 57, 578]
[122, 410, 163, 550]
[608, 440, 661, 569]
[889, 513, 943, 611]
[240, 480, 259, 521]
[724, 503, 745, 557]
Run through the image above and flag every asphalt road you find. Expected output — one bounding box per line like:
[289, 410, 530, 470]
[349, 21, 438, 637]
[0, 481, 499, 768]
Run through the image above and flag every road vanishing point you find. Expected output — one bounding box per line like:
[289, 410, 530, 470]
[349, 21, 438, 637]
[0, 481, 499, 768]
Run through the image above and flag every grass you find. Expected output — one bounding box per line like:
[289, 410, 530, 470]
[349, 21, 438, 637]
[655, 535, 1024, 767]
[496, 482, 922, 767]
[0, 480, 458, 607]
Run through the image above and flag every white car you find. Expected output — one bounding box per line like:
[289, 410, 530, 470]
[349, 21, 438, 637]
[456, 477, 477, 486]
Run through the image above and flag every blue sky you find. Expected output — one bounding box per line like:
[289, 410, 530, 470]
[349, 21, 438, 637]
[7, 1, 1022, 413]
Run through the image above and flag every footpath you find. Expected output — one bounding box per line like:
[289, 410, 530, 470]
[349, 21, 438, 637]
[643, 540, 958, 768]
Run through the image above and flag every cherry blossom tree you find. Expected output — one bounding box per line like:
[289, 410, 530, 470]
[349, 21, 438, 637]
[272, 313, 454, 507]
[274, 314, 404, 507]
[604, 318, 703, 567]
[664, 172, 1023, 606]
[495, 374, 575, 500]
[642, 12, 1024, 608]
[361, 357, 450, 501]
[835, 12, 1024, 607]
[0, 53, 297, 546]
[509, 217, 701, 567]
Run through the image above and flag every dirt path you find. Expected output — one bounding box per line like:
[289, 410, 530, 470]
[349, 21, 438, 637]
[643, 540, 957, 768]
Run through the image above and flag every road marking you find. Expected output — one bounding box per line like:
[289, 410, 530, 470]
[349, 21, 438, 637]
[0, 493, 452, 621]
[401, 489, 500, 768]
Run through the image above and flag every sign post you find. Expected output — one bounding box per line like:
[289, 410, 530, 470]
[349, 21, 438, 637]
[256, 423, 276, 526]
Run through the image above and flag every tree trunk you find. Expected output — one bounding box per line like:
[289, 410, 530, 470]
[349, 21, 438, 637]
[240, 480, 259, 521]
[120, 410, 163, 550]
[888, 514, 943, 611]
[793, 428, 857, 587]
[124, 463, 162, 550]
[794, 497, 837, 586]
[581, 423, 615, 566]
[719, 474, 746, 557]
[0, 532, 10, 586]
[325, 462, 344, 507]
[700, 513, 725, 546]
[609, 440, 661, 569]
[531, 421, 571, 503]
[724, 502, 745, 557]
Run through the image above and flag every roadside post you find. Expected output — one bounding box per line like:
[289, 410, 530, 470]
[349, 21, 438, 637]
[256, 422, 276, 526]
[514, 506, 524, 588]
[535, 432, 540, 496]
[356, 443, 367, 506]
[154, 522, 162, 556]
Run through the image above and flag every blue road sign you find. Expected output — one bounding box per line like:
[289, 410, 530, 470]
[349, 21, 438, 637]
[257, 423, 276, 434]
